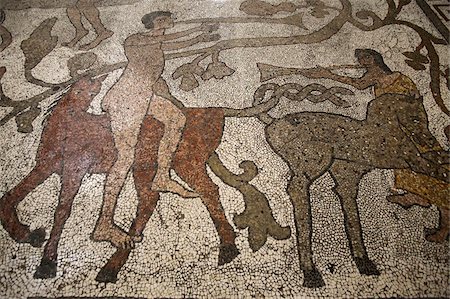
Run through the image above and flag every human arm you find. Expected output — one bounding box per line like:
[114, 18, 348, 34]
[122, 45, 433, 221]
[161, 23, 219, 42]
[302, 67, 376, 90]
[161, 32, 220, 51]
[125, 23, 219, 47]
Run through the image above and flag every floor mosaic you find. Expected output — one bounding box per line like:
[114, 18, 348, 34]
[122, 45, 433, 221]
[0, 0, 449, 298]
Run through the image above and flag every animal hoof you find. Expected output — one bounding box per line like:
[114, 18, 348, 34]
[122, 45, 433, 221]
[33, 257, 57, 279]
[96, 268, 118, 283]
[26, 227, 46, 247]
[218, 243, 239, 266]
[354, 256, 380, 276]
[302, 268, 325, 288]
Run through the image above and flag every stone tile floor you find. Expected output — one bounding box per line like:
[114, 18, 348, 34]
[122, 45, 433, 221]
[0, 0, 449, 298]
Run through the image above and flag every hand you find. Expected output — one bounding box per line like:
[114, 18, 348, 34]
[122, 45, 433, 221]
[199, 33, 221, 42]
[200, 23, 220, 32]
[301, 66, 331, 79]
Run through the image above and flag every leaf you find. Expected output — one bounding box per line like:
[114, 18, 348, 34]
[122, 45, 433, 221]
[172, 63, 204, 79]
[280, 13, 306, 29]
[15, 106, 41, 133]
[402, 51, 429, 64]
[405, 59, 426, 71]
[179, 74, 199, 92]
[21, 17, 58, 71]
[201, 61, 235, 80]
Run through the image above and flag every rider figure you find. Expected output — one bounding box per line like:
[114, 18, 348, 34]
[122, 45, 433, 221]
[92, 11, 220, 249]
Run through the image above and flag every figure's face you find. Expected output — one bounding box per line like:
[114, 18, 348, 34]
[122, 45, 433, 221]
[355, 49, 375, 67]
[152, 15, 174, 30]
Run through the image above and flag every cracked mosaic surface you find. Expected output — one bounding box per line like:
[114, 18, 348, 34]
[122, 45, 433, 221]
[0, 0, 449, 298]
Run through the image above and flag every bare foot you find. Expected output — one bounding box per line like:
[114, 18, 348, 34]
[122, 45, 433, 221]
[152, 177, 199, 198]
[62, 28, 89, 48]
[91, 221, 142, 249]
[80, 29, 113, 51]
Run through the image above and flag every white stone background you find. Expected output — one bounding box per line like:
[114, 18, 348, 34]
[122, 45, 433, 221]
[0, 0, 449, 298]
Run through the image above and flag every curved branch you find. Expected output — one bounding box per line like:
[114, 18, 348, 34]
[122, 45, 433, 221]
[178, 16, 306, 27]
[348, 10, 384, 31]
[166, 0, 353, 60]
[393, 19, 449, 116]
[0, 62, 126, 127]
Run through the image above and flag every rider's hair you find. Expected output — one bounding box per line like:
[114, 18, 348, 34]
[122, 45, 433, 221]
[356, 49, 393, 74]
[141, 11, 172, 29]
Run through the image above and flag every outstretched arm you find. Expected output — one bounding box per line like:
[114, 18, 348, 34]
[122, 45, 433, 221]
[161, 24, 218, 41]
[162, 32, 220, 51]
[303, 67, 376, 90]
[125, 23, 219, 47]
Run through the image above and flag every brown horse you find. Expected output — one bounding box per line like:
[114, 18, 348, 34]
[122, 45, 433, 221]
[0, 76, 239, 279]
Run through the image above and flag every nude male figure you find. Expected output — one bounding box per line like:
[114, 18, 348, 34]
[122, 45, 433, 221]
[92, 11, 220, 249]
[63, 0, 114, 50]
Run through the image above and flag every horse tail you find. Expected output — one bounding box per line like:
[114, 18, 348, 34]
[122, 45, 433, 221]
[222, 82, 353, 125]
[222, 83, 282, 125]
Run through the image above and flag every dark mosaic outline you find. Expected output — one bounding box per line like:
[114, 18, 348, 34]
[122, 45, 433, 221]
[416, 0, 449, 43]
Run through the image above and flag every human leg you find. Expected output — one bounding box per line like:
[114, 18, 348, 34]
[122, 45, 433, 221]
[63, 3, 89, 48]
[92, 124, 142, 249]
[77, 0, 113, 50]
[149, 95, 199, 198]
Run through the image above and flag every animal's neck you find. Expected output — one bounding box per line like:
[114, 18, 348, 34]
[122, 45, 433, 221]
[56, 93, 90, 114]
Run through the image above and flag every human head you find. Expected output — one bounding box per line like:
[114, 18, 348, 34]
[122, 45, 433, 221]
[354, 48, 392, 73]
[141, 11, 173, 29]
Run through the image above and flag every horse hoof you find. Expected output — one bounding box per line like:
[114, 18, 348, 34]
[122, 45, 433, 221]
[303, 268, 325, 288]
[96, 268, 119, 283]
[33, 257, 57, 279]
[26, 227, 46, 247]
[218, 243, 239, 266]
[354, 256, 380, 276]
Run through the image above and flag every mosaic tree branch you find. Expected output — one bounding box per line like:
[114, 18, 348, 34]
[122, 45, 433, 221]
[0, 62, 126, 128]
[350, 0, 449, 116]
[393, 19, 448, 116]
[0, 0, 352, 130]
[1, 0, 448, 132]
[166, 0, 353, 60]
[170, 0, 449, 116]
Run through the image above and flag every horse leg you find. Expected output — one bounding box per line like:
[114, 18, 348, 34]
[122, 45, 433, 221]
[0, 163, 55, 247]
[34, 161, 86, 279]
[288, 173, 325, 288]
[96, 163, 160, 283]
[426, 207, 449, 243]
[176, 162, 238, 266]
[329, 160, 379, 276]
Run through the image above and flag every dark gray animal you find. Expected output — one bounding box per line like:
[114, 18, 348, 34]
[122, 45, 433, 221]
[264, 92, 448, 288]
